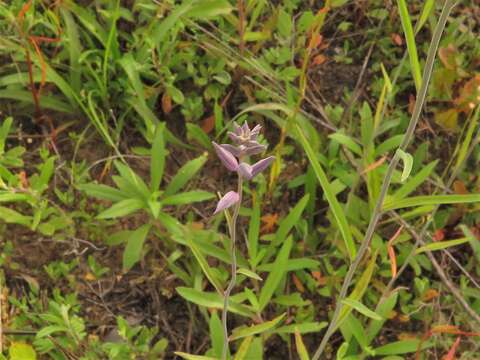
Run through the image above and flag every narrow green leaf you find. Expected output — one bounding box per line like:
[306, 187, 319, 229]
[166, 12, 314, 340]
[174, 353, 217, 360]
[162, 191, 214, 206]
[295, 328, 310, 360]
[397, 0, 422, 91]
[341, 298, 383, 320]
[151, 123, 166, 192]
[230, 313, 286, 340]
[79, 183, 128, 202]
[416, 0, 435, 33]
[416, 237, 469, 254]
[461, 225, 480, 262]
[209, 312, 223, 358]
[276, 322, 327, 334]
[374, 339, 430, 355]
[367, 292, 398, 343]
[274, 194, 309, 246]
[329, 133, 362, 156]
[258, 237, 292, 311]
[186, 229, 224, 294]
[0, 206, 31, 226]
[164, 154, 208, 196]
[97, 198, 144, 219]
[237, 268, 262, 281]
[176, 287, 254, 317]
[296, 124, 356, 260]
[390, 160, 437, 201]
[383, 194, 480, 211]
[123, 224, 151, 271]
[234, 336, 253, 360]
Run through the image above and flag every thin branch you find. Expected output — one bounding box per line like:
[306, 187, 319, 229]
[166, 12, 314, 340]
[311, 1, 458, 358]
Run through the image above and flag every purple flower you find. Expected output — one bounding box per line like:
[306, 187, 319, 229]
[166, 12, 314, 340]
[213, 142, 238, 171]
[212, 122, 275, 215]
[214, 191, 240, 214]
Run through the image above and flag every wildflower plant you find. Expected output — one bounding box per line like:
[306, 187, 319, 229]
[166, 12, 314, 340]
[212, 121, 274, 359]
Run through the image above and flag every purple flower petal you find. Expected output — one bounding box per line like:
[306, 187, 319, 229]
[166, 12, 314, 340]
[237, 162, 253, 180]
[220, 144, 240, 157]
[213, 191, 240, 215]
[251, 156, 275, 178]
[227, 131, 243, 144]
[250, 125, 261, 139]
[244, 144, 266, 156]
[241, 121, 249, 133]
[212, 142, 238, 171]
[233, 121, 242, 135]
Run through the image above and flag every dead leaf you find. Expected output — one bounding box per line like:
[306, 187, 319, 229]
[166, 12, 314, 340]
[391, 33, 403, 46]
[311, 271, 327, 286]
[84, 272, 97, 281]
[312, 54, 326, 66]
[161, 93, 172, 114]
[422, 289, 439, 302]
[361, 156, 387, 174]
[260, 213, 279, 234]
[292, 274, 305, 293]
[454, 75, 480, 113]
[432, 229, 445, 242]
[201, 115, 215, 134]
[387, 226, 403, 279]
[453, 180, 468, 195]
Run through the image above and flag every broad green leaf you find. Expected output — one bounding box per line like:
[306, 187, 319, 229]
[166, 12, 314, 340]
[162, 191, 214, 206]
[186, 229, 224, 293]
[374, 339, 430, 355]
[0, 192, 31, 202]
[329, 133, 362, 156]
[123, 224, 151, 271]
[340, 313, 368, 349]
[258, 237, 292, 311]
[341, 298, 382, 320]
[383, 194, 480, 211]
[187, 0, 233, 18]
[176, 287, 254, 317]
[256, 258, 320, 272]
[416, 237, 469, 254]
[295, 328, 310, 360]
[150, 123, 166, 192]
[78, 183, 128, 202]
[97, 198, 144, 219]
[230, 313, 286, 340]
[375, 135, 404, 156]
[164, 154, 208, 196]
[395, 149, 413, 182]
[397, 0, 422, 91]
[296, 124, 356, 260]
[9, 342, 36, 360]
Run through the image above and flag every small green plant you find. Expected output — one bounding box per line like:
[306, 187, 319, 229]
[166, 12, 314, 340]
[80, 123, 213, 270]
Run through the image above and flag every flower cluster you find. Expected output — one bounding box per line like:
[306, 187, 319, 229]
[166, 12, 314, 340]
[212, 122, 274, 214]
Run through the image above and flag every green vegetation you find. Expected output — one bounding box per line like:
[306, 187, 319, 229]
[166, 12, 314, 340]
[1, 0, 480, 359]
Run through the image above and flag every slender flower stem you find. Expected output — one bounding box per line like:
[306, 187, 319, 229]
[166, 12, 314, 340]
[222, 178, 243, 360]
[311, 2, 457, 359]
